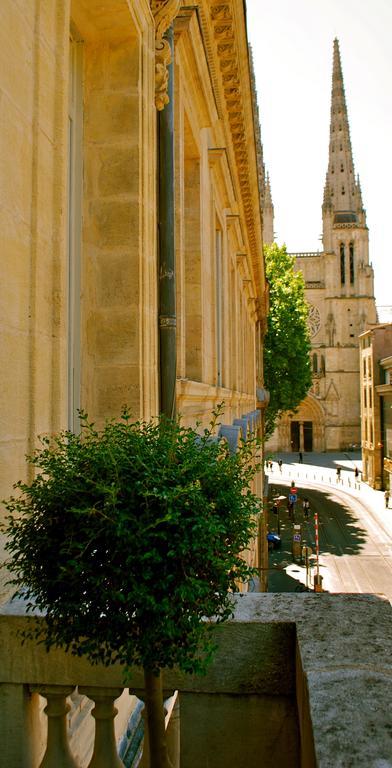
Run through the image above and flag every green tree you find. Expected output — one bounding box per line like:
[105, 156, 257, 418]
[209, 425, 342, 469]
[264, 243, 312, 438]
[2, 408, 260, 768]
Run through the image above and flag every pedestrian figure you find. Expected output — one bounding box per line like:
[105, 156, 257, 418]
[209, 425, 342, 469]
[385, 490, 390, 509]
[287, 500, 294, 520]
[269, 461, 273, 471]
[336, 467, 341, 482]
[303, 497, 310, 518]
[354, 467, 359, 479]
[299, 452, 303, 464]
[278, 459, 283, 472]
[272, 501, 278, 515]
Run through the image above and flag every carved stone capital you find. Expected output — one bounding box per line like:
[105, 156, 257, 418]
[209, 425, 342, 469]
[151, 0, 180, 110]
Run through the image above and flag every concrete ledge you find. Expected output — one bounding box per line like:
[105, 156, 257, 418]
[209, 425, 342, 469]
[1, 592, 391, 767]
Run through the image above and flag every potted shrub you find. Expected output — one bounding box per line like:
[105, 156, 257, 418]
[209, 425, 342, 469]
[2, 409, 261, 767]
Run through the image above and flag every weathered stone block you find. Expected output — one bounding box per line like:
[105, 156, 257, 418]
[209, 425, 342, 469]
[86, 308, 138, 365]
[0, 97, 33, 221]
[84, 43, 106, 92]
[85, 93, 137, 141]
[107, 39, 139, 90]
[0, 208, 30, 333]
[0, 3, 34, 118]
[93, 364, 141, 421]
[97, 144, 138, 197]
[95, 252, 139, 307]
[87, 199, 138, 247]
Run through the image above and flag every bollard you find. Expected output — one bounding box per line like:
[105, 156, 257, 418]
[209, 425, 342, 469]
[314, 574, 323, 593]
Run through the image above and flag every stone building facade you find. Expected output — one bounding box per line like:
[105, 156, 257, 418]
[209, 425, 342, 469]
[0, 0, 267, 521]
[265, 39, 377, 453]
[0, 1, 268, 763]
[378, 353, 392, 496]
[359, 324, 392, 490]
[0, 0, 270, 609]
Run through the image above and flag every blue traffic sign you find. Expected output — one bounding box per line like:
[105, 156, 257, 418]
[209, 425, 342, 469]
[289, 494, 297, 503]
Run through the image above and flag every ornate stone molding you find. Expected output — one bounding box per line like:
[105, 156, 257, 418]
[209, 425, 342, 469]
[208, 2, 262, 303]
[151, 0, 181, 110]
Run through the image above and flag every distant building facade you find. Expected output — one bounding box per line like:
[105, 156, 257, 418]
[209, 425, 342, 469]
[359, 325, 392, 490]
[264, 40, 377, 453]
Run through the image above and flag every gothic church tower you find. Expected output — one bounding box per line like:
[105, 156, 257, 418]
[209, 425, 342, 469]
[268, 39, 377, 452]
[262, 172, 274, 245]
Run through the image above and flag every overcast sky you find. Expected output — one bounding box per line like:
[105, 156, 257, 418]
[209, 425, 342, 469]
[246, 0, 392, 309]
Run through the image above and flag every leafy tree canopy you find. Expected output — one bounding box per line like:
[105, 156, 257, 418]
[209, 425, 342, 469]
[264, 243, 312, 438]
[2, 409, 260, 676]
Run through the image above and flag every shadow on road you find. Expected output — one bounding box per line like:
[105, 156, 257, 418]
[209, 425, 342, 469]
[267, 482, 368, 593]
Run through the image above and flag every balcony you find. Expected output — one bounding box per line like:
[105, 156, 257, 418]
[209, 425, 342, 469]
[0, 593, 391, 767]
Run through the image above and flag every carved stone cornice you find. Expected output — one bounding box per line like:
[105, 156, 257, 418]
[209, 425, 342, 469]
[151, 0, 181, 110]
[207, 2, 264, 313]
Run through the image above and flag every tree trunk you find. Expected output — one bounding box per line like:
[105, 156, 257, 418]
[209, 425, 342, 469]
[143, 668, 169, 768]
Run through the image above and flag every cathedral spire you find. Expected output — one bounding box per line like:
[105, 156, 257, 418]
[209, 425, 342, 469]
[355, 174, 363, 208]
[323, 173, 332, 210]
[325, 39, 358, 217]
[264, 172, 273, 207]
[262, 171, 274, 244]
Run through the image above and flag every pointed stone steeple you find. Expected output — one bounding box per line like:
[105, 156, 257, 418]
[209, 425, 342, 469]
[262, 171, 274, 244]
[323, 173, 332, 211]
[325, 39, 359, 219]
[356, 174, 363, 208]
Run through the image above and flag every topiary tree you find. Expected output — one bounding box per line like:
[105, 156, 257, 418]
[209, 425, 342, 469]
[2, 408, 260, 768]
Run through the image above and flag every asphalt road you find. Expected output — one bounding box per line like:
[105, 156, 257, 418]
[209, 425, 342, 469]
[267, 480, 392, 601]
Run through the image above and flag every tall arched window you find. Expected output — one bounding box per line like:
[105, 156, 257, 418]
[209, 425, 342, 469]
[349, 242, 354, 284]
[340, 243, 345, 285]
[312, 353, 318, 373]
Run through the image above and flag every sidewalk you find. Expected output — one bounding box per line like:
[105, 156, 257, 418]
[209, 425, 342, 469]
[266, 452, 392, 540]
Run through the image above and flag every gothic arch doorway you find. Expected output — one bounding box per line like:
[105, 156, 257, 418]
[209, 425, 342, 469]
[277, 395, 326, 452]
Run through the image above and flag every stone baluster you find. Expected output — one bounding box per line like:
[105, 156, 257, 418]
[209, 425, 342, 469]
[139, 690, 180, 768]
[79, 686, 124, 768]
[34, 685, 80, 768]
[165, 692, 180, 768]
[139, 698, 150, 768]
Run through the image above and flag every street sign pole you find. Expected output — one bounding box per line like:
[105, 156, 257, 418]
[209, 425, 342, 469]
[314, 512, 323, 592]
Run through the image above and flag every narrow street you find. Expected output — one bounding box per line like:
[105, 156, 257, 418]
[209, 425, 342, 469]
[266, 457, 392, 601]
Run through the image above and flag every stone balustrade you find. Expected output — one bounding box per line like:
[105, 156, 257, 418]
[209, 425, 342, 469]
[288, 252, 322, 259]
[1, 593, 391, 767]
[0, 594, 180, 768]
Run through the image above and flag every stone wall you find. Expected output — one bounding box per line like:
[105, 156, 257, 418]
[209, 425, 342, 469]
[0, 593, 390, 767]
